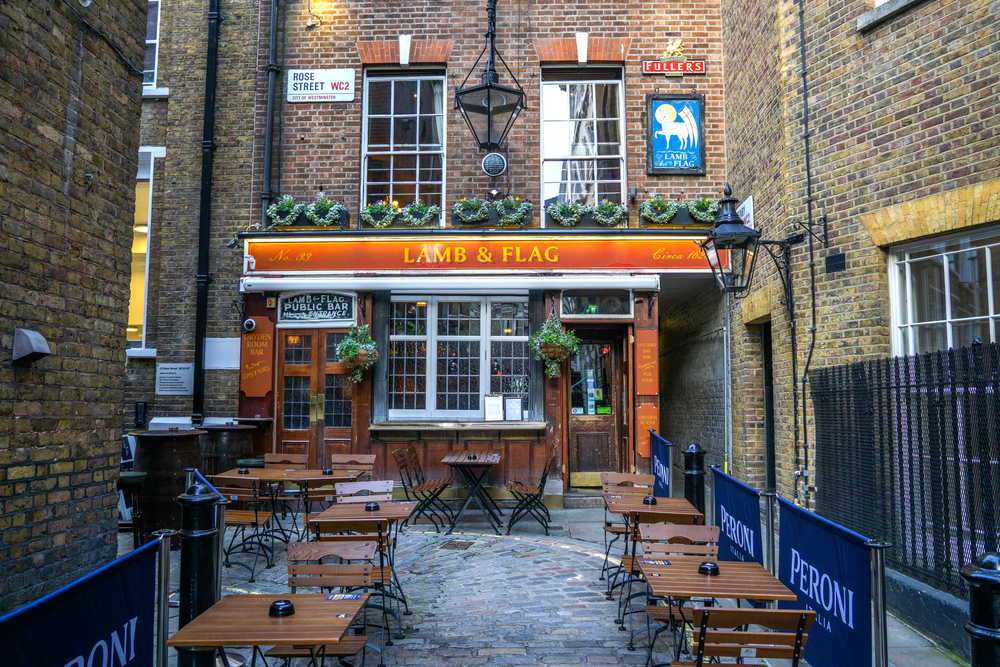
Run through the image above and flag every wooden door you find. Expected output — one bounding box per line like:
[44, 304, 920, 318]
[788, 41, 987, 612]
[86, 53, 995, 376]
[276, 329, 352, 468]
[567, 339, 621, 486]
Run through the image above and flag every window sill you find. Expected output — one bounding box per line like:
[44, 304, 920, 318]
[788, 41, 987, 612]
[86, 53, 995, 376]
[126, 348, 157, 358]
[370, 421, 547, 432]
[857, 0, 928, 33]
[142, 87, 169, 98]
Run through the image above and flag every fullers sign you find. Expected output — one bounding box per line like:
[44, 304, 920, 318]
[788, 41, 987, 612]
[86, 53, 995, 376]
[287, 69, 355, 102]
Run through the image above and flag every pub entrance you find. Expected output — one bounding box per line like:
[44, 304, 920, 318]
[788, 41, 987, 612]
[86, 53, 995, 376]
[567, 326, 629, 487]
[275, 327, 353, 469]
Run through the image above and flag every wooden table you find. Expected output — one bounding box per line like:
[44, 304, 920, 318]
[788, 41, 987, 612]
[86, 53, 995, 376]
[603, 494, 704, 523]
[214, 467, 361, 540]
[442, 450, 503, 535]
[166, 593, 369, 666]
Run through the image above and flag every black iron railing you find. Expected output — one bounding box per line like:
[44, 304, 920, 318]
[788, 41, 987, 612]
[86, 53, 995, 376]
[811, 341, 1000, 597]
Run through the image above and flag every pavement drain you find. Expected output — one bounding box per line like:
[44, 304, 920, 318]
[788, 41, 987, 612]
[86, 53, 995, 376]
[438, 539, 475, 550]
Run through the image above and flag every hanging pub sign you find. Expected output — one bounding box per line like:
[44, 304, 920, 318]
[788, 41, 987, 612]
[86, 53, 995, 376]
[286, 69, 355, 102]
[646, 93, 706, 175]
[641, 40, 706, 76]
[279, 293, 355, 322]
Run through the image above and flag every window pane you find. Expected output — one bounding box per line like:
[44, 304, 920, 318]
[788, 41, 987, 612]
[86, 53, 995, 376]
[912, 324, 946, 354]
[283, 376, 310, 430]
[419, 80, 443, 114]
[146, 2, 160, 41]
[394, 80, 418, 114]
[596, 120, 620, 155]
[128, 180, 150, 347]
[490, 340, 529, 397]
[952, 320, 990, 349]
[392, 155, 416, 183]
[143, 45, 156, 85]
[438, 302, 481, 336]
[436, 341, 480, 411]
[490, 302, 529, 336]
[543, 121, 571, 158]
[993, 246, 1000, 314]
[909, 256, 945, 323]
[418, 116, 443, 149]
[542, 84, 571, 119]
[562, 290, 630, 316]
[596, 159, 621, 181]
[368, 81, 392, 115]
[392, 117, 416, 148]
[569, 344, 612, 414]
[567, 84, 594, 119]
[326, 333, 347, 363]
[368, 118, 391, 147]
[569, 121, 596, 156]
[284, 334, 312, 364]
[897, 262, 909, 325]
[594, 84, 618, 118]
[389, 341, 426, 410]
[419, 155, 443, 182]
[325, 373, 353, 428]
[949, 249, 989, 320]
[391, 301, 427, 336]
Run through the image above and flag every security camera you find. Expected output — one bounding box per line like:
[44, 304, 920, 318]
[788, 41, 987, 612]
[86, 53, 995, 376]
[78, 0, 92, 6]
[242, 319, 256, 333]
[226, 237, 237, 248]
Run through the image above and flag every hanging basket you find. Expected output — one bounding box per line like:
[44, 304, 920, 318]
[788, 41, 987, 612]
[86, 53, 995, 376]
[341, 348, 378, 369]
[539, 343, 569, 360]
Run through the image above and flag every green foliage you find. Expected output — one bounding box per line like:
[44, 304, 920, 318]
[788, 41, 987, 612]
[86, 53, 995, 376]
[397, 200, 441, 227]
[545, 201, 587, 227]
[528, 312, 581, 378]
[360, 200, 398, 228]
[335, 324, 378, 383]
[591, 199, 629, 227]
[684, 196, 721, 223]
[266, 195, 305, 228]
[304, 194, 347, 226]
[495, 196, 533, 227]
[453, 197, 492, 223]
[639, 195, 681, 225]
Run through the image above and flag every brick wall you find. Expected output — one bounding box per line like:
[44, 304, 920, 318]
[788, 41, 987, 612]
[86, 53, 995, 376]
[0, 0, 144, 612]
[722, 0, 1000, 500]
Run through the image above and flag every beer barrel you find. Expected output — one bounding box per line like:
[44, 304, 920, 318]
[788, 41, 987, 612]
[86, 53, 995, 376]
[132, 429, 206, 545]
[199, 424, 255, 475]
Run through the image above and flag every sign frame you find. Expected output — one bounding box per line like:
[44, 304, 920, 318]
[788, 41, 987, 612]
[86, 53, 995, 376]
[278, 292, 356, 325]
[286, 68, 356, 103]
[646, 93, 707, 176]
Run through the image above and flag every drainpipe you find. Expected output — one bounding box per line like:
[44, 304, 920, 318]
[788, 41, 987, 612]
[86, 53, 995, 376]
[191, 0, 222, 426]
[260, 0, 279, 226]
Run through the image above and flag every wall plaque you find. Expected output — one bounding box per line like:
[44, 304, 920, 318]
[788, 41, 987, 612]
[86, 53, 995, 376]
[279, 293, 354, 322]
[155, 363, 194, 396]
[635, 329, 659, 395]
[636, 402, 659, 458]
[240, 317, 274, 398]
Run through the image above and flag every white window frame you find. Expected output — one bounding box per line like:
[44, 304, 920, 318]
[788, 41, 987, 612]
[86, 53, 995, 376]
[126, 146, 165, 357]
[889, 224, 1000, 356]
[143, 1, 162, 89]
[361, 72, 447, 220]
[539, 69, 627, 225]
[387, 296, 529, 420]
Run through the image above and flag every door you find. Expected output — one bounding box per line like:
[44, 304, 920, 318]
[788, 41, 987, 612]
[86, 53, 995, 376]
[567, 339, 621, 486]
[276, 329, 353, 468]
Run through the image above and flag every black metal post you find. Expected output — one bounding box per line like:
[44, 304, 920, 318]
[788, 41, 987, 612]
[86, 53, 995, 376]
[961, 553, 1000, 667]
[683, 443, 706, 515]
[176, 483, 220, 667]
[260, 0, 279, 226]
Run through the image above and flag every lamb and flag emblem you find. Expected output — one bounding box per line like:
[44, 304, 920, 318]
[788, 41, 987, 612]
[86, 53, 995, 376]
[654, 103, 698, 152]
[647, 95, 703, 172]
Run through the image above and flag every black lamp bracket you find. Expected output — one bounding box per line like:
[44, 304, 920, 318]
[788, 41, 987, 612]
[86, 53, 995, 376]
[456, 0, 527, 107]
[793, 213, 829, 248]
[230, 293, 247, 324]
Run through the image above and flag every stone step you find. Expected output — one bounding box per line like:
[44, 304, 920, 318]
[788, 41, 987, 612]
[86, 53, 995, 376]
[563, 489, 606, 509]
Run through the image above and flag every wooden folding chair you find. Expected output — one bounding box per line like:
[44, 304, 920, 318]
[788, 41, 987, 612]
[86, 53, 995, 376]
[651, 606, 816, 667]
[601, 473, 656, 587]
[335, 480, 394, 503]
[392, 448, 452, 531]
[212, 478, 274, 583]
[506, 450, 556, 535]
[330, 453, 376, 480]
[265, 452, 308, 469]
[262, 452, 308, 537]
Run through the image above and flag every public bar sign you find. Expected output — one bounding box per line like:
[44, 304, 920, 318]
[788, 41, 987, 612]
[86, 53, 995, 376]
[286, 69, 355, 102]
[279, 293, 354, 322]
[635, 329, 659, 395]
[246, 236, 712, 273]
[240, 317, 274, 398]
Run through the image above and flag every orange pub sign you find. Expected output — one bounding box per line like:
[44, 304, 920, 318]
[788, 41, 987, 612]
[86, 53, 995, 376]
[245, 235, 713, 273]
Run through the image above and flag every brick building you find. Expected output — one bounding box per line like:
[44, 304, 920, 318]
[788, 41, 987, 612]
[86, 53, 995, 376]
[0, 0, 145, 612]
[125, 0, 735, 504]
[721, 0, 999, 653]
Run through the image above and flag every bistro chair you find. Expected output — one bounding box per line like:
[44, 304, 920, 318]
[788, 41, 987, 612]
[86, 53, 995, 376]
[639, 524, 720, 562]
[263, 451, 309, 536]
[391, 448, 452, 531]
[212, 478, 274, 583]
[406, 444, 454, 525]
[648, 606, 816, 667]
[335, 480, 394, 503]
[601, 473, 656, 588]
[330, 453, 376, 480]
[505, 450, 556, 535]
[265, 452, 309, 469]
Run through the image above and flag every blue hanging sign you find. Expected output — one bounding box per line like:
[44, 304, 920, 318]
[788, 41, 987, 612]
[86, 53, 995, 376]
[0, 539, 158, 667]
[649, 431, 672, 496]
[646, 93, 706, 175]
[778, 497, 873, 667]
[712, 467, 763, 564]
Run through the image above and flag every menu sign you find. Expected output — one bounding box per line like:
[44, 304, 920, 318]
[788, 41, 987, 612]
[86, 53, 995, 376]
[635, 329, 659, 395]
[240, 317, 274, 398]
[280, 293, 354, 322]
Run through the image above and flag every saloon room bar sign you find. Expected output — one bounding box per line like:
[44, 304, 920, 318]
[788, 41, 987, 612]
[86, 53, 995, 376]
[279, 293, 355, 322]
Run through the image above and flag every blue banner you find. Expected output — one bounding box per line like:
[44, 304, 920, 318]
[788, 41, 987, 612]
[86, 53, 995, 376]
[0, 539, 158, 667]
[778, 497, 872, 667]
[712, 467, 763, 564]
[649, 431, 671, 496]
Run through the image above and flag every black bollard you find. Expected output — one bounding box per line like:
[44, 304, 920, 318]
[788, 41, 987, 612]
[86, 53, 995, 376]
[961, 553, 1000, 667]
[683, 443, 706, 515]
[176, 483, 220, 667]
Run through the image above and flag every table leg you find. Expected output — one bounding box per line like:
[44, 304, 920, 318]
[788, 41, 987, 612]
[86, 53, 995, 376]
[447, 466, 500, 535]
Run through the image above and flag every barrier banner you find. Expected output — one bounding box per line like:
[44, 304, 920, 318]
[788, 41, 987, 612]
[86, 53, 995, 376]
[649, 431, 671, 496]
[0, 539, 158, 667]
[712, 467, 763, 564]
[778, 497, 872, 667]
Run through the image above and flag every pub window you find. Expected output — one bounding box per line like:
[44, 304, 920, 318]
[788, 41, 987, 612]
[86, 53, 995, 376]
[561, 289, 632, 317]
[890, 224, 1000, 355]
[540, 69, 625, 217]
[362, 73, 445, 211]
[144, 1, 161, 88]
[388, 297, 529, 419]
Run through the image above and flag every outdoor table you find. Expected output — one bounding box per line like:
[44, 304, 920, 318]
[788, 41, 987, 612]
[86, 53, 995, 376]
[165, 593, 369, 667]
[214, 467, 362, 541]
[441, 449, 503, 535]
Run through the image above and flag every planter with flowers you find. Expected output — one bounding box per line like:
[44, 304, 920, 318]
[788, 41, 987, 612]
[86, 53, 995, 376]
[266, 195, 306, 229]
[360, 199, 399, 229]
[495, 196, 533, 227]
[397, 200, 441, 227]
[451, 197, 496, 228]
[304, 194, 349, 228]
[528, 311, 581, 378]
[545, 201, 588, 228]
[684, 196, 721, 224]
[591, 199, 629, 228]
[639, 195, 682, 227]
[335, 324, 379, 383]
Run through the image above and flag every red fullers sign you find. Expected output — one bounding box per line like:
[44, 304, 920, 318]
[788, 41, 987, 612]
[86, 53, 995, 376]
[642, 59, 706, 76]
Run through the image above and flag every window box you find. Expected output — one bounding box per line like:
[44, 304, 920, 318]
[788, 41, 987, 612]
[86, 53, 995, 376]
[450, 208, 535, 229]
[638, 207, 706, 229]
[274, 210, 350, 229]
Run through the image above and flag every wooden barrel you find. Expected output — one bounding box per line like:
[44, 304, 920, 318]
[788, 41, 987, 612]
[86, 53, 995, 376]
[199, 424, 255, 475]
[132, 430, 206, 545]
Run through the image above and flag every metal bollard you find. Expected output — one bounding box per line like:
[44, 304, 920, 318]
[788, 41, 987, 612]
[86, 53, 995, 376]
[153, 529, 178, 667]
[867, 541, 891, 667]
[961, 552, 1000, 667]
[683, 443, 706, 515]
[176, 482, 220, 667]
[762, 492, 777, 576]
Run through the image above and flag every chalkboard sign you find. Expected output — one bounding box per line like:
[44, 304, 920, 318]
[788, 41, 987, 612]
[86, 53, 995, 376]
[279, 293, 354, 322]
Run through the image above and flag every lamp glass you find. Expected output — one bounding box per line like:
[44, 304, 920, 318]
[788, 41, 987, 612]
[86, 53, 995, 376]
[455, 82, 525, 150]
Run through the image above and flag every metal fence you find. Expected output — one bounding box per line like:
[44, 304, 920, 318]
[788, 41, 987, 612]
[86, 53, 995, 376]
[811, 341, 1000, 598]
